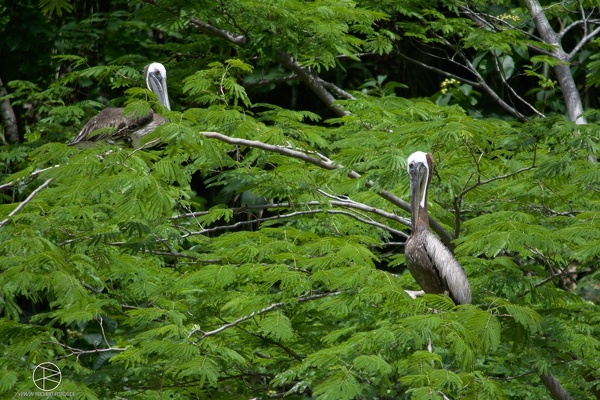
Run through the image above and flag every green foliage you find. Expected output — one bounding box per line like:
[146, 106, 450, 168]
[1, 0, 599, 399]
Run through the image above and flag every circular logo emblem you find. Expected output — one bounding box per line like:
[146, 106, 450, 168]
[32, 362, 62, 391]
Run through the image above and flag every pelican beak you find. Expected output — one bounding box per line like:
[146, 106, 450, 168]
[408, 160, 428, 220]
[146, 69, 171, 111]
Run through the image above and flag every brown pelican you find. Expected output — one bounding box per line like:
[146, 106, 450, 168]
[69, 62, 170, 148]
[404, 151, 471, 305]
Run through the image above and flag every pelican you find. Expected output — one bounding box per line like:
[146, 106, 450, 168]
[404, 151, 471, 305]
[69, 62, 170, 148]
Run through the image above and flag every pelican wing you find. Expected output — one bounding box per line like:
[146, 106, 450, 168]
[69, 108, 154, 146]
[422, 230, 471, 305]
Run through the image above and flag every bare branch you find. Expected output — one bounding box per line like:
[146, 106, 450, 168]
[179, 207, 407, 238]
[0, 165, 59, 191]
[189, 291, 341, 339]
[524, 0, 586, 124]
[198, 130, 454, 245]
[540, 372, 574, 400]
[244, 73, 298, 89]
[567, 25, 600, 61]
[398, 52, 480, 88]
[317, 78, 356, 100]
[275, 51, 350, 117]
[458, 161, 536, 200]
[0, 178, 53, 228]
[428, 30, 530, 121]
[189, 18, 248, 46]
[492, 54, 545, 118]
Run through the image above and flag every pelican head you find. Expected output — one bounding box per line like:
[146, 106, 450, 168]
[144, 62, 171, 110]
[407, 151, 433, 212]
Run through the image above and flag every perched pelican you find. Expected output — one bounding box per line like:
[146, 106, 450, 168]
[69, 62, 170, 148]
[404, 151, 471, 305]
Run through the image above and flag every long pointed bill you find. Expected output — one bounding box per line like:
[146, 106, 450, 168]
[409, 167, 423, 232]
[147, 73, 171, 110]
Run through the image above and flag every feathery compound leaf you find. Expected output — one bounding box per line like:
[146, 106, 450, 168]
[259, 310, 294, 341]
[353, 354, 392, 376]
[313, 369, 362, 400]
[497, 299, 542, 333]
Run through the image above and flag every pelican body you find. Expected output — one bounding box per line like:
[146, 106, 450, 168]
[404, 151, 471, 305]
[69, 63, 170, 148]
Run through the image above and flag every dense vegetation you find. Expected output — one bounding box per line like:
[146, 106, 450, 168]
[1, 0, 599, 398]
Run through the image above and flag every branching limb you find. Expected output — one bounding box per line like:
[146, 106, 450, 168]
[317, 78, 356, 100]
[397, 52, 480, 88]
[189, 18, 248, 46]
[492, 54, 545, 118]
[54, 342, 126, 361]
[198, 130, 453, 244]
[0, 165, 58, 191]
[188, 291, 341, 339]
[0, 178, 53, 228]
[317, 189, 410, 232]
[460, 164, 537, 200]
[244, 73, 298, 89]
[429, 30, 530, 121]
[180, 207, 406, 238]
[139, 0, 247, 46]
[275, 51, 350, 117]
[52, 319, 126, 361]
[566, 25, 600, 61]
[524, 0, 586, 124]
[518, 266, 576, 298]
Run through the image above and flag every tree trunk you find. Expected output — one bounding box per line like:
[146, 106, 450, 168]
[0, 76, 19, 144]
[524, 0, 586, 124]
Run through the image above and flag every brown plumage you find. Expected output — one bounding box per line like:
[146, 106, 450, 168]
[404, 151, 471, 305]
[69, 63, 170, 148]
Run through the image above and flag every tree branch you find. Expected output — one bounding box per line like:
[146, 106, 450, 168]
[275, 51, 350, 117]
[189, 18, 248, 46]
[180, 207, 407, 238]
[524, 0, 586, 124]
[0, 165, 59, 191]
[540, 372, 575, 400]
[244, 73, 298, 89]
[567, 25, 600, 61]
[317, 78, 356, 100]
[0, 178, 53, 228]
[198, 130, 454, 245]
[492, 54, 545, 118]
[188, 291, 341, 339]
[428, 30, 530, 121]
[459, 163, 536, 200]
[139, 0, 248, 46]
[397, 52, 480, 88]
